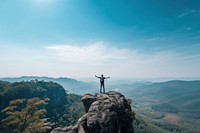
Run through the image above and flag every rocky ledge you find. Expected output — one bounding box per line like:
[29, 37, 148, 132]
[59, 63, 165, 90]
[51, 91, 134, 133]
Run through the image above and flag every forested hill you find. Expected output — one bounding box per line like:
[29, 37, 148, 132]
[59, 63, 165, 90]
[127, 80, 200, 133]
[127, 80, 200, 108]
[0, 76, 97, 94]
[0, 80, 85, 130]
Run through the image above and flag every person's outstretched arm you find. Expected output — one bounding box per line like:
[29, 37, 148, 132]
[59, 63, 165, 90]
[95, 75, 100, 78]
[105, 76, 110, 79]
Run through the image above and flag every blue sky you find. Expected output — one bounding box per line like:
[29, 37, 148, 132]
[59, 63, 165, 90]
[0, 0, 200, 79]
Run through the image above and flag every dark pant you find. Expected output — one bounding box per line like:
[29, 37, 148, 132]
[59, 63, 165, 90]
[100, 82, 105, 93]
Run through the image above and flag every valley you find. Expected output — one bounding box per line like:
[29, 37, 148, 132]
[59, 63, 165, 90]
[1, 77, 200, 133]
[126, 80, 200, 133]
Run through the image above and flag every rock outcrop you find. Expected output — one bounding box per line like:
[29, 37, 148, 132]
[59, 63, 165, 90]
[51, 91, 134, 133]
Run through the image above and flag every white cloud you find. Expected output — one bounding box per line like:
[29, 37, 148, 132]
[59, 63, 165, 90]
[178, 12, 188, 18]
[145, 37, 166, 42]
[45, 42, 138, 65]
[178, 9, 199, 18]
[0, 42, 199, 78]
[45, 42, 186, 65]
[44, 42, 200, 78]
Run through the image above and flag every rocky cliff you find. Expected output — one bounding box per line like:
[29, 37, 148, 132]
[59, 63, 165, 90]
[51, 91, 134, 133]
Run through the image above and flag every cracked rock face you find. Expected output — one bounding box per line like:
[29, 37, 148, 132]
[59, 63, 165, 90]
[51, 91, 134, 133]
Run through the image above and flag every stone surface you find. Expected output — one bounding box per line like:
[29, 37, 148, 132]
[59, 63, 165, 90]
[51, 91, 134, 133]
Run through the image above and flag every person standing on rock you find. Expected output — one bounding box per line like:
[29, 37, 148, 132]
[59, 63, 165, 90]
[95, 74, 110, 93]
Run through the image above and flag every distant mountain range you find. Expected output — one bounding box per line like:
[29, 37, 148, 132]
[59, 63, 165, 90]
[0, 76, 151, 94]
[1, 76, 200, 132]
[0, 76, 98, 94]
[1, 77, 200, 113]
[127, 80, 200, 111]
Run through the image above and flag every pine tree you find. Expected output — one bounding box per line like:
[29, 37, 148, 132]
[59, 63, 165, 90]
[1, 97, 50, 133]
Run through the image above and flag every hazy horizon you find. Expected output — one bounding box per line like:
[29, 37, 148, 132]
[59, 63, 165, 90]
[0, 0, 200, 78]
[1, 75, 200, 84]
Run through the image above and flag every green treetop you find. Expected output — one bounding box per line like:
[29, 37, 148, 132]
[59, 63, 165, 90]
[1, 97, 50, 133]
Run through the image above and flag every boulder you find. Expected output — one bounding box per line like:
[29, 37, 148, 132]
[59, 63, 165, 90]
[51, 91, 134, 133]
